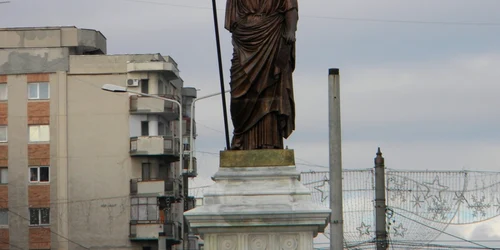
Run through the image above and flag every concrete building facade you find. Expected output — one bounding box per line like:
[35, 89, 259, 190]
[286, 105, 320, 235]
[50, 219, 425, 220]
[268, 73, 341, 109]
[0, 26, 199, 250]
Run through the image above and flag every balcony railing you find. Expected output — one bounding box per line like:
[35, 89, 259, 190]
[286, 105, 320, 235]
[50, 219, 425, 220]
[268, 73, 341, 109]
[164, 178, 182, 198]
[130, 136, 179, 157]
[185, 196, 196, 211]
[183, 157, 197, 177]
[129, 94, 181, 120]
[129, 221, 163, 240]
[162, 221, 182, 243]
[161, 94, 181, 111]
[130, 178, 182, 198]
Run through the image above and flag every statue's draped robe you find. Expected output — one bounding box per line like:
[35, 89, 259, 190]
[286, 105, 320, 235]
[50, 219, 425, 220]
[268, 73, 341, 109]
[225, 0, 297, 150]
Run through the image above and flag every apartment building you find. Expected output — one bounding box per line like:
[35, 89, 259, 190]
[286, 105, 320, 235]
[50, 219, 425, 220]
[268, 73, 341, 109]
[0, 26, 199, 250]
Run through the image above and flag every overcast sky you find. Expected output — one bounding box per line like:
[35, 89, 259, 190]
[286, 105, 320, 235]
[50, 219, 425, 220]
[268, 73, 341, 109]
[2, 0, 500, 248]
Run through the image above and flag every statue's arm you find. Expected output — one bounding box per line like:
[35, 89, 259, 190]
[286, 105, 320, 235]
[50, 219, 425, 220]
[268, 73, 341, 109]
[284, 8, 298, 44]
[225, 0, 237, 32]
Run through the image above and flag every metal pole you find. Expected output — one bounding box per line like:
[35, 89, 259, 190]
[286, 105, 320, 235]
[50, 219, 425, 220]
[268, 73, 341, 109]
[328, 68, 343, 250]
[211, 0, 231, 150]
[190, 90, 230, 173]
[374, 148, 388, 250]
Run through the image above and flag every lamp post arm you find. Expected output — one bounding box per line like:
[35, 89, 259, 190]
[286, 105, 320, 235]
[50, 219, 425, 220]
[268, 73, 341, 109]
[189, 90, 230, 173]
[125, 89, 183, 176]
[125, 90, 181, 107]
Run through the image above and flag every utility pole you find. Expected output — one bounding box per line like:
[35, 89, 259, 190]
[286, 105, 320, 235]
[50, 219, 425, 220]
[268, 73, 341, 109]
[328, 68, 344, 249]
[374, 148, 388, 250]
[183, 164, 189, 250]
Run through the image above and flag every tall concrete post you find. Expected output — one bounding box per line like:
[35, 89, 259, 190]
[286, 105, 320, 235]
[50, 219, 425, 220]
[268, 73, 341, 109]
[374, 148, 388, 250]
[328, 68, 344, 249]
[183, 172, 189, 250]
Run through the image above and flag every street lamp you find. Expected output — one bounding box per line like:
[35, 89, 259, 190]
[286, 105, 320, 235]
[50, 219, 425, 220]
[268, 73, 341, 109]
[101, 84, 184, 174]
[189, 90, 230, 173]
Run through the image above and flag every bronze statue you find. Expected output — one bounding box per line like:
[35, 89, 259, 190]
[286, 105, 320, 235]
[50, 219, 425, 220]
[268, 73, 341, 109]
[225, 0, 298, 150]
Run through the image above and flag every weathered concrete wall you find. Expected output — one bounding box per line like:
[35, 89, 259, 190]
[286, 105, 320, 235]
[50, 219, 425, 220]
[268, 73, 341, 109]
[7, 74, 29, 248]
[0, 48, 69, 74]
[0, 27, 106, 54]
[66, 73, 139, 248]
[0, 29, 62, 48]
[78, 29, 107, 54]
[69, 55, 128, 74]
[69, 54, 164, 74]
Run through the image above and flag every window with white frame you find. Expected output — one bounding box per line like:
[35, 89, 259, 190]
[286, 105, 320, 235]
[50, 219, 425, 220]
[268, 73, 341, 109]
[0, 209, 7, 226]
[28, 82, 50, 100]
[0, 168, 7, 184]
[29, 125, 50, 142]
[130, 197, 158, 221]
[0, 84, 7, 101]
[29, 166, 49, 183]
[0, 126, 6, 142]
[29, 208, 50, 226]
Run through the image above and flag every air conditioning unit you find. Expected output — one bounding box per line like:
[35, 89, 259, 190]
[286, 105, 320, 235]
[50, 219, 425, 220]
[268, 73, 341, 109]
[127, 79, 140, 87]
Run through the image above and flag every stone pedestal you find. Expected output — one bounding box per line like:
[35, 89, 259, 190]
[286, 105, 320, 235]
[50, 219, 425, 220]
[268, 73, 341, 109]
[184, 149, 331, 250]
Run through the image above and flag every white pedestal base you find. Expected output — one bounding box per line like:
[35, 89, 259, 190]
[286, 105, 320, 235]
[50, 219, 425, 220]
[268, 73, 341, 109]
[203, 232, 313, 250]
[185, 165, 331, 250]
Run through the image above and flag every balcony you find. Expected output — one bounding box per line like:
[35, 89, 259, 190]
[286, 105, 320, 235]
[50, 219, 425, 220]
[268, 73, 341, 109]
[183, 157, 197, 177]
[185, 196, 196, 211]
[130, 178, 182, 198]
[162, 221, 182, 243]
[130, 94, 181, 120]
[129, 221, 164, 241]
[130, 136, 179, 157]
[129, 221, 182, 242]
[127, 59, 180, 81]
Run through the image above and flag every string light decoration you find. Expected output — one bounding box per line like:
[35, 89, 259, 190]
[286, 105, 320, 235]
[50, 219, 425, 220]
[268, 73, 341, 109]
[301, 170, 500, 249]
[190, 169, 500, 248]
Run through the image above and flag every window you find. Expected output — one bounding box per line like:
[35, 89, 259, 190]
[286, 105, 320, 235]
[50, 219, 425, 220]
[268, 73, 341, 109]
[182, 120, 187, 133]
[28, 82, 50, 100]
[141, 121, 149, 136]
[158, 122, 164, 136]
[141, 79, 149, 94]
[29, 166, 49, 183]
[0, 209, 7, 225]
[158, 80, 164, 95]
[0, 84, 7, 101]
[130, 197, 158, 221]
[142, 163, 150, 181]
[142, 163, 158, 180]
[29, 125, 50, 142]
[0, 168, 7, 184]
[159, 164, 168, 180]
[29, 208, 50, 226]
[0, 126, 6, 142]
[183, 136, 190, 151]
